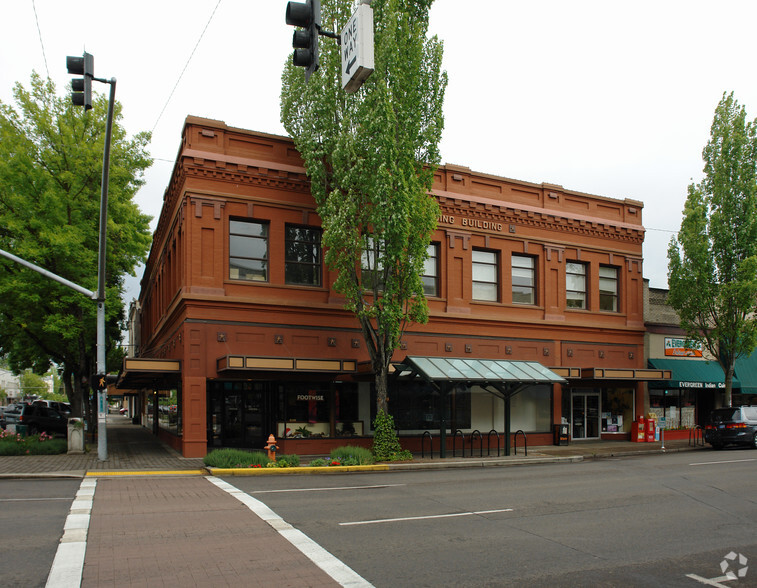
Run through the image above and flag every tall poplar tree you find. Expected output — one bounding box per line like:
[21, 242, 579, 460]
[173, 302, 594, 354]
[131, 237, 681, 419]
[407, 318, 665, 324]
[281, 0, 447, 415]
[0, 73, 152, 417]
[667, 92, 757, 407]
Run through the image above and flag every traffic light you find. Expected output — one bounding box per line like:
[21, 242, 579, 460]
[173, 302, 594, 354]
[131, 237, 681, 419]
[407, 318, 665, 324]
[66, 51, 94, 110]
[286, 0, 320, 81]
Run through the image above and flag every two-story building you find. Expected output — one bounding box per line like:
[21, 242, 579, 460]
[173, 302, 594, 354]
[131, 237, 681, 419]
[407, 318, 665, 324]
[120, 117, 669, 458]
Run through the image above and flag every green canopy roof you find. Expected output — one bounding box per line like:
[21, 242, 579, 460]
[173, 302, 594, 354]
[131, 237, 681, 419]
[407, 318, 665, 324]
[735, 349, 757, 394]
[648, 358, 734, 390]
[393, 356, 566, 387]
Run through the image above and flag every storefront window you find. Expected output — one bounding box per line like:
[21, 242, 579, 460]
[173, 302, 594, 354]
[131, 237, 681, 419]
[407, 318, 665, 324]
[601, 388, 633, 433]
[649, 388, 696, 429]
[511, 386, 551, 432]
[387, 382, 471, 431]
[279, 382, 360, 438]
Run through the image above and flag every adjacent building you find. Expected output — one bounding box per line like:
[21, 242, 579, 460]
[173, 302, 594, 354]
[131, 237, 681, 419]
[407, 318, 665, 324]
[121, 117, 670, 458]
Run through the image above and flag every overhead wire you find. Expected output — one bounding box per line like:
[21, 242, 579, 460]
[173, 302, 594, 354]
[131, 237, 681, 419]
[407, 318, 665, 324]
[31, 0, 50, 79]
[151, 0, 223, 134]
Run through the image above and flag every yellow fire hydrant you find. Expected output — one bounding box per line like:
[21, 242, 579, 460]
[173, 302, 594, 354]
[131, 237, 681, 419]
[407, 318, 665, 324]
[264, 434, 279, 461]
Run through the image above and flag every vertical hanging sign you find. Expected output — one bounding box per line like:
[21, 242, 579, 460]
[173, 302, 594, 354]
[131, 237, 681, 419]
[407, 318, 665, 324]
[341, 2, 375, 93]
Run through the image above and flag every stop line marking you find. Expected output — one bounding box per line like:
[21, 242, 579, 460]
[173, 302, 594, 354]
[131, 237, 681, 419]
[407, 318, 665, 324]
[340, 508, 514, 526]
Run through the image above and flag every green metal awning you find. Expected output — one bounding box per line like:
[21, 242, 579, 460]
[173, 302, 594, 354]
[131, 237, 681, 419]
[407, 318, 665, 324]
[647, 358, 732, 390]
[391, 356, 566, 388]
[390, 357, 566, 459]
[735, 349, 757, 394]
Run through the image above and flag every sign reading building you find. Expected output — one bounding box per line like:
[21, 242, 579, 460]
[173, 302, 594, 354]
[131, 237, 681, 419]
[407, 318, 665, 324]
[341, 3, 374, 93]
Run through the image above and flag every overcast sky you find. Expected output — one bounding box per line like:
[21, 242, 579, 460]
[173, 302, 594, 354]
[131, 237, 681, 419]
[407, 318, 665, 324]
[3, 0, 757, 303]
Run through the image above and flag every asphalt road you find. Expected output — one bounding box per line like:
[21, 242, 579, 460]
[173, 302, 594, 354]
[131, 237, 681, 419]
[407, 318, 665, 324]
[224, 449, 757, 587]
[0, 478, 81, 588]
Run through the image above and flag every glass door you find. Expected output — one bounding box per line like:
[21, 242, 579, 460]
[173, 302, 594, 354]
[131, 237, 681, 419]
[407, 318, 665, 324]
[572, 392, 600, 439]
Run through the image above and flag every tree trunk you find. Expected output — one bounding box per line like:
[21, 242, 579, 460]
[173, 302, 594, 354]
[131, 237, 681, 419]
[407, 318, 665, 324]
[375, 360, 389, 414]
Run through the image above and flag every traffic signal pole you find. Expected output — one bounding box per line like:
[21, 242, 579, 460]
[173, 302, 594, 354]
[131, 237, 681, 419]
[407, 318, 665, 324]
[66, 51, 117, 461]
[95, 76, 116, 462]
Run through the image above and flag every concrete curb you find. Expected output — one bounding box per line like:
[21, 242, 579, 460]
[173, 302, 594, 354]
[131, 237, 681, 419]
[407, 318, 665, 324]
[207, 464, 390, 476]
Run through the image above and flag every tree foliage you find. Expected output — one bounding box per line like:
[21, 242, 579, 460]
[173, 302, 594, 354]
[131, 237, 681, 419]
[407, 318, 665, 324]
[281, 0, 447, 413]
[667, 92, 757, 407]
[0, 72, 153, 416]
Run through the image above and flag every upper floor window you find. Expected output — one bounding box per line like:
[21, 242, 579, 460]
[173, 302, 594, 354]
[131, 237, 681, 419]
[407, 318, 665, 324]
[422, 243, 439, 297]
[361, 235, 385, 291]
[472, 249, 498, 301]
[512, 254, 535, 304]
[599, 265, 619, 312]
[229, 219, 268, 281]
[285, 225, 322, 286]
[566, 262, 587, 309]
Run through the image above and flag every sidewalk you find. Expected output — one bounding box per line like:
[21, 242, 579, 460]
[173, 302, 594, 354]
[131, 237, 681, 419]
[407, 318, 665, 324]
[0, 415, 708, 478]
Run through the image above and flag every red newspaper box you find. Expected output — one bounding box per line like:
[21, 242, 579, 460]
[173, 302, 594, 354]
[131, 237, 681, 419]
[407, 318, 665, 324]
[645, 418, 656, 442]
[632, 416, 645, 442]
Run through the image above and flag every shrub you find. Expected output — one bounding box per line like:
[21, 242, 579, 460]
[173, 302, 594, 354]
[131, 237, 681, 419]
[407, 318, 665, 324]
[330, 445, 374, 465]
[0, 430, 67, 455]
[203, 448, 270, 468]
[372, 411, 413, 462]
[308, 458, 328, 467]
[269, 453, 300, 467]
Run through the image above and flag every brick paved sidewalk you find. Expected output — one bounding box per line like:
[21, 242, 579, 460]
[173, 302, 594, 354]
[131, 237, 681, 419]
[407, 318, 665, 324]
[81, 476, 347, 587]
[0, 416, 204, 477]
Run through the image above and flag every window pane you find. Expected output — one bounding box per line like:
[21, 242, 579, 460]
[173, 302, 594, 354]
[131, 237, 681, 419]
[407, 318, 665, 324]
[472, 249, 498, 302]
[473, 282, 498, 301]
[285, 225, 321, 286]
[422, 243, 439, 297]
[512, 285, 534, 305]
[511, 255, 535, 305]
[472, 250, 496, 264]
[229, 220, 268, 282]
[599, 266, 618, 312]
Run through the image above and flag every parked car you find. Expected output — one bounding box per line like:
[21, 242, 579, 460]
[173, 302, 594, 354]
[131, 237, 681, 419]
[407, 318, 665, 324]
[2, 403, 26, 428]
[32, 400, 72, 417]
[704, 406, 757, 449]
[17, 404, 68, 436]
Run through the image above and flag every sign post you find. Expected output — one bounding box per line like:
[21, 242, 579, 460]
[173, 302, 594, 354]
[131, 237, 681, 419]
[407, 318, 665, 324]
[341, 2, 374, 93]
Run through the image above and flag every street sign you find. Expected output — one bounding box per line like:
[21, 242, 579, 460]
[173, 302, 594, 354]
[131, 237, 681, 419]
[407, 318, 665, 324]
[341, 3, 374, 93]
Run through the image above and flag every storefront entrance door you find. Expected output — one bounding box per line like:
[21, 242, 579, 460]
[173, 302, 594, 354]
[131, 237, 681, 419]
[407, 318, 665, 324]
[572, 393, 600, 439]
[207, 382, 269, 449]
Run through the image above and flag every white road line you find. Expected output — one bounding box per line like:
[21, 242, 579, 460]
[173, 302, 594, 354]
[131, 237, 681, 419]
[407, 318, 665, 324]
[685, 573, 735, 587]
[46, 478, 97, 588]
[208, 476, 373, 588]
[690, 458, 757, 466]
[0, 497, 74, 502]
[339, 508, 514, 526]
[252, 483, 406, 494]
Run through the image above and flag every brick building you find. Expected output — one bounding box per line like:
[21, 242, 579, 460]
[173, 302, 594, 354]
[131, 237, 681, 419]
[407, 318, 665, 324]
[120, 117, 669, 458]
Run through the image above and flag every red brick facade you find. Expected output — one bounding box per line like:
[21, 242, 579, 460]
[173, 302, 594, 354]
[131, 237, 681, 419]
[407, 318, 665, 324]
[133, 116, 655, 457]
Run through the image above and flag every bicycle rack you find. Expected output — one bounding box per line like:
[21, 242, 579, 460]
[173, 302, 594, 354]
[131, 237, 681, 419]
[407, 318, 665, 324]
[689, 425, 704, 447]
[513, 429, 527, 456]
[487, 429, 500, 457]
[422, 431, 433, 459]
[452, 429, 465, 457]
[469, 430, 483, 457]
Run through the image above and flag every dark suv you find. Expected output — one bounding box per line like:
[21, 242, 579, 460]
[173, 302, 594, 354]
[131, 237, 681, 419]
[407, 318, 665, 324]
[704, 406, 757, 450]
[17, 404, 68, 436]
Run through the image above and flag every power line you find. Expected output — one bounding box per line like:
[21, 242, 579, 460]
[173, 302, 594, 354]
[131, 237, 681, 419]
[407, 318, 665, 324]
[31, 0, 49, 79]
[151, 0, 222, 134]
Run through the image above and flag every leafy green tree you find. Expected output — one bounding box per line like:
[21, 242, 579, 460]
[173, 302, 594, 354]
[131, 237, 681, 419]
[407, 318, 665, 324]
[667, 92, 757, 407]
[19, 370, 48, 399]
[281, 0, 446, 415]
[0, 72, 152, 417]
